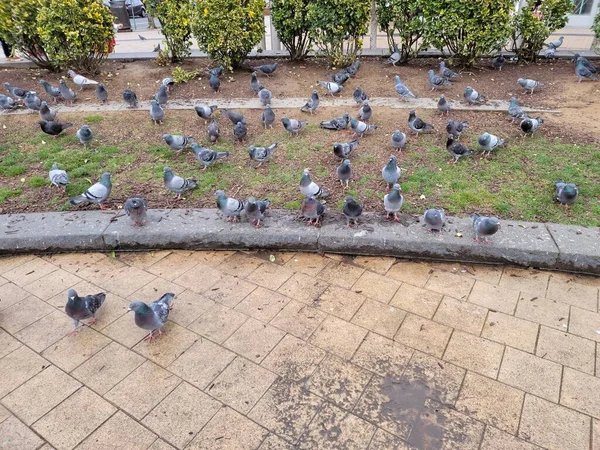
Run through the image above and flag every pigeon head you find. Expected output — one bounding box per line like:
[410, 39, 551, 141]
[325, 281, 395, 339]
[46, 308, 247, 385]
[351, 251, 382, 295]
[408, 109, 416, 118]
[163, 167, 173, 176]
[38, 120, 46, 126]
[395, 75, 401, 83]
[303, 168, 310, 176]
[342, 159, 351, 167]
[517, 78, 524, 84]
[439, 94, 445, 100]
[100, 173, 111, 185]
[59, 79, 68, 87]
[465, 86, 473, 94]
[392, 183, 401, 191]
[215, 190, 226, 198]
[128, 198, 144, 209]
[128, 301, 149, 313]
[344, 195, 354, 204]
[536, 117, 545, 124]
[388, 155, 397, 164]
[67, 289, 77, 300]
[151, 99, 159, 107]
[564, 184, 578, 199]
[51, 162, 59, 170]
[428, 69, 434, 76]
[247, 196, 256, 204]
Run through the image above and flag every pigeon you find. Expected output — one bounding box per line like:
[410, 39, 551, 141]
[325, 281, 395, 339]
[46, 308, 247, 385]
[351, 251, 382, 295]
[69, 172, 112, 208]
[191, 143, 231, 170]
[216, 190, 245, 222]
[446, 120, 469, 139]
[437, 95, 450, 115]
[150, 100, 164, 125]
[385, 42, 401, 66]
[317, 80, 342, 96]
[163, 134, 194, 155]
[162, 77, 175, 91]
[250, 72, 264, 93]
[342, 196, 363, 227]
[384, 184, 403, 222]
[428, 69, 452, 91]
[575, 58, 598, 82]
[123, 89, 138, 108]
[209, 65, 225, 77]
[555, 181, 578, 207]
[128, 293, 175, 342]
[258, 87, 272, 106]
[76, 125, 93, 147]
[245, 197, 270, 228]
[249, 143, 278, 166]
[300, 196, 326, 226]
[351, 118, 377, 137]
[301, 90, 320, 114]
[153, 43, 161, 52]
[574, 54, 597, 73]
[138, 34, 147, 40]
[124, 197, 148, 226]
[408, 110, 433, 134]
[345, 60, 360, 77]
[464, 86, 485, 105]
[0, 95, 17, 110]
[394, 75, 416, 100]
[423, 209, 446, 233]
[353, 86, 369, 104]
[300, 168, 329, 198]
[261, 105, 275, 128]
[543, 47, 556, 59]
[207, 119, 220, 142]
[252, 62, 279, 76]
[95, 83, 108, 103]
[439, 61, 459, 80]
[195, 104, 218, 122]
[281, 117, 307, 136]
[222, 109, 245, 125]
[209, 73, 221, 92]
[67, 70, 98, 89]
[518, 78, 544, 94]
[508, 96, 528, 122]
[446, 134, 474, 163]
[328, 71, 350, 85]
[333, 140, 359, 159]
[520, 117, 544, 135]
[546, 36, 564, 49]
[58, 79, 76, 105]
[320, 113, 350, 131]
[382, 155, 402, 189]
[65, 289, 106, 335]
[492, 54, 506, 71]
[233, 120, 247, 142]
[155, 84, 168, 105]
[4, 82, 30, 99]
[358, 102, 372, 121]
[24, 92, 41, 111]
[163, 167, 197, 199]
[336, 159, 352, 188]
[38, 120, 73, 137]
[471, 213, 500, 244]
[391, 130, 406, 151]
[478, 132, 505, 157]
[48, 163, 68, 190]
[39, 80, 61, 103]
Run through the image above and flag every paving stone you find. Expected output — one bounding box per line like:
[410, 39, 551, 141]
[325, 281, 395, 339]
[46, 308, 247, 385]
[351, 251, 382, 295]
[203, 274, 257, 308]
[22, 269, 81, 301]
[162, 290, 214, 328]
[133, 321, 199, 367]
[127, 276, 186, 302]
[351, 299, 406, 338]
[353, 256, 396, 274]
[277, 272, 330, 305]
[187, 303, 248, 343]
[480, 426, 541, 450]
[594, 419, 600, 450]
[316, 261, 365, 288]
[403, 352, 465, 405]
[79, 263, 157, 298]
[105, 361, 181, 420]
[269, 299, 327, 340]
[147, 439, 176, 450]
[284, 253, 329, 277]
[569, 306, 600, 342]
[186, 406, 268, 450]
[0, 415, 44, 450]
[352, 332, 413, 378]
[224, 318, 285, 363]
[312, 285, 366, 321]
[1, 365, 81, 426]
[0, 329, 21, 360]
[33, 387, 116, 450]
[455, 372, 524, 434]
[142, 382, 221, 449]
[368, 428, 416, 449]
[258, 434, 295, 450]
[13, 310, 75, 353]
[2, 258, 58, 287]
[352, 271, 401, 303]
[468, 280, 520, 315]
[116, 250, 172, 269]
[536, 326, 595, 374]
[146, 251, 200, 280]
[389, 283, 442, 319]
[561, 367, 600, 419]
[261, 334, 326, 381]
[0, 295, 54, 334]
[433, 296, 488, 335]
[498, 347, 562, 402]
[172, 264, 224, 294]
[41, 327, 111, 372]
[453, 264, 504, 286]
[75, 410, 157, 450]
[546, 272, 598, 311]
[386, 261, 433, 287]
[0, 346, 47, 398]
[499, 267, 550, 295]
[246, 262, 294, 290]
[0, 282, 30, 311]
[425, 270, 474, 300]
[394, 314, 452, 358]
[101, 307, 150, 348]
[515, 296, 569, 330]
[187, 251, 235, 266]
[443, 331, 504, 378]
[42, 253, 106, 275]
[235, 287, 291, 322]
[218, 252, 265, 277]
[0, 254, 36, 275]
[519, 394, 591, 450]
[481, 311, 539, 353]
[308, 315, 368, 360]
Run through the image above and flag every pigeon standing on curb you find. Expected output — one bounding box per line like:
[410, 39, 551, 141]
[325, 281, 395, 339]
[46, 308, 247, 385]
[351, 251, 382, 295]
[65, 289, 106, 335]
[508, 96, 527, 122]
[245, 197, 270, 228]
[424, 209, 446, 233]
[464, 86, 486, 105]
[124, 197, 148, 226]
[384, 184, 403, 222]
[300, 196, 326, 226]
[437, 95, 450, 115]
[471, 214, 500, 244]
[258, 87, 272, 106]
[343, 196, 363, 227]
[123, 89, 138, 108]
[216, 190, 245, 222]
[128, 293, 175, 342]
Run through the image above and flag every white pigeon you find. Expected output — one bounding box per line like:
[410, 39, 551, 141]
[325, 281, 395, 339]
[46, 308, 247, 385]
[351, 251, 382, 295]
[67, 70, 99, 90]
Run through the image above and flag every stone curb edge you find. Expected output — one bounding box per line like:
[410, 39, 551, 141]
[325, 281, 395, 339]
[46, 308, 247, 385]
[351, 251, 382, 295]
[1, 209, 598, 274]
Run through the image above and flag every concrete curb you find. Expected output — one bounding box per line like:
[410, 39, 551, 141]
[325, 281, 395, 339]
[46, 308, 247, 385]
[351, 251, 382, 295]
[1, 209, 598, 274]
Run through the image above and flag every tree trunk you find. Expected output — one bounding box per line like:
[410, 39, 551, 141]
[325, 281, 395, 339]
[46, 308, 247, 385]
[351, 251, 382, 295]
[146, 11, 156, 29]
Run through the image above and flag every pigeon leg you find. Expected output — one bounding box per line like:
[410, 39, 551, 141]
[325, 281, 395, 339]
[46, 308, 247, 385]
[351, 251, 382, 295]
[99, 203, 109, 210]
[68, 323, 82, 336]
[484, 238, 492, 244]
[175, 193, 182, 200]
[143, 331, 154, 342]
[86, 317, 97, 326]
[393, 213, 401, 223]
[254, 219, 261, 228]
[157, 329, 165, 338]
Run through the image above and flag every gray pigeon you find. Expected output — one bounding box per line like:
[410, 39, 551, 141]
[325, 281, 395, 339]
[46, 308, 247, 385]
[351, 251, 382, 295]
[478, 132, 505, 157]
[39, 120, 73, 137]
[437, 95, 450, 115]
[250, 72, 264, 93]
[328, 71, 350, 85]
[300, 196, 326, 226]
[385, 42, 401, 66]
[95, 83, 108, 103]
[281, 117, 306, 136]
[336, 159, 352, 188]
[520, 117, 544, 135]
[428, 69, 452, 91]
[216, 190, 244, 222]
[67, 70, 98, 90]
[446, 135, 474, 163]
[546, 36, 563, 49]
[163, 167, 197, 199]
[574, 55, 597, 73]
[162, 77, 175, 91]
[353, 86, 369, 104]
[58, 79, 76, 105]
[0, 95, 17, 110]
[39, 101, 56, 121]
[124, 197, 148, 226]
[153, 43, 161, 52]
[301, 90, 319, 114]
[163, 134, 194, 155]
[49, 163, 68, 190]
[222, 109, 245, 125]
[300, 168, 329, 198]
[249, 142, 278, 166]
[233, 121, 247, 142]
[333, 140, 359, 159]
[128, 293, 175, 342]
[464, 86, 485, 105]
[439, 61, 459, 80]
[384, 184, 403, 222]
[252, 63, 279, 76]
[342, 196, 363, 227]
[320, 113, 350, 131]
[155, 84, 168, 105]
[408, 110, 433, 134]
[39, 80, 61, 103]
[69, 172, 111, 209]
[261, 105, 275, 128]
[382, 155, 401, 189]
[345, 60, 360, 77]
[191, 143, 231, 170]
[258, 87, 272, 106]
[351, 118, 377, 137]
[575, 59, 598, 82]
[123, 89, 138, 108]
[508, 96, 527, 122]
[245, 197, 270, 228]
[4, 82, 29, 99]
[209, 65, 225, 77]
[471, 213, 500, 244]
[544, 47, 556, 59]
[446, 120, 469, 139]
[358, 102, 372, 121]
[207, 119, 220, 143]
[492, 54, 506, 71]
[391, 130, 406, 151]
[424, 209, 446, 233]
[555, 181, 578, 207]
[76, 125, 93, 147]
[150, 100, 164, 125]
[394, 75, 416, 100]
[24, 92, 41, 111]
[518, 78, 544, 94]
[209, 73, 220, 92]
[195, 104, 217, 122]
[65, 289, 106, 335]
[317, 80, 342, 96]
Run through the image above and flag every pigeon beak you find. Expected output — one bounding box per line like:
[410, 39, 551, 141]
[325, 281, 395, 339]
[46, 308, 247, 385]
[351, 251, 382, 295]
[127, 308, 132, 312]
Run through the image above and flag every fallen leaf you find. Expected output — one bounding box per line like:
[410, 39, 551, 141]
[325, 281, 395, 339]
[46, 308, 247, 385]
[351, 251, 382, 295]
[269, 255, 276, 262]
[455, 232, 463, 238]
[419, 194, 426, 200]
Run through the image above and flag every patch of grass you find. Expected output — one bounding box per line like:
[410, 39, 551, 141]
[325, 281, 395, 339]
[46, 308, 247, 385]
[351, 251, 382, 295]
[27, 176, 47, 188]
[0, 187, 23, 204]
[84, 115, 103, 123]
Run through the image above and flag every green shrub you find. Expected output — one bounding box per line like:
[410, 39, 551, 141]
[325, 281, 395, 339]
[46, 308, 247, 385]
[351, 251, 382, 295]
[509, 0, 572, 62]
[191, 0, 265, 69]
[594, 10, 600, 39]
[376, 0, 425, 64]
[270, 0, 312, 61]
[149, 0, 193, 63]
[422, 0, 513, 67]
[307, 0, 371, 66]
[172, 66, 201, 83]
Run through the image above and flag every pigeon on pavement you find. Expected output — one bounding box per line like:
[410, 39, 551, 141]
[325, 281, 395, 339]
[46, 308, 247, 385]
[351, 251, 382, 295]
[65, 289, 106, 335]
[471, 213, 500, 244]
[300, 196, 326, 226]
[437, 95, 450, 115]
[464, 86, 485, 105]
[258, 87, 272, 106]
[128, 293, 175, 342]
[69, 172, 112, 209]
[508, 96, 528, 122]
[124, 197, 148, 226]
[123, 89, 138, 108]
[546, 36, 564, 49]
[353, 86, 369, 104]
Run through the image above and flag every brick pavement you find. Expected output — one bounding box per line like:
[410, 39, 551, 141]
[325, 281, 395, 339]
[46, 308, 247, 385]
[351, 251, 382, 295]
[0, 250, 599, 449]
